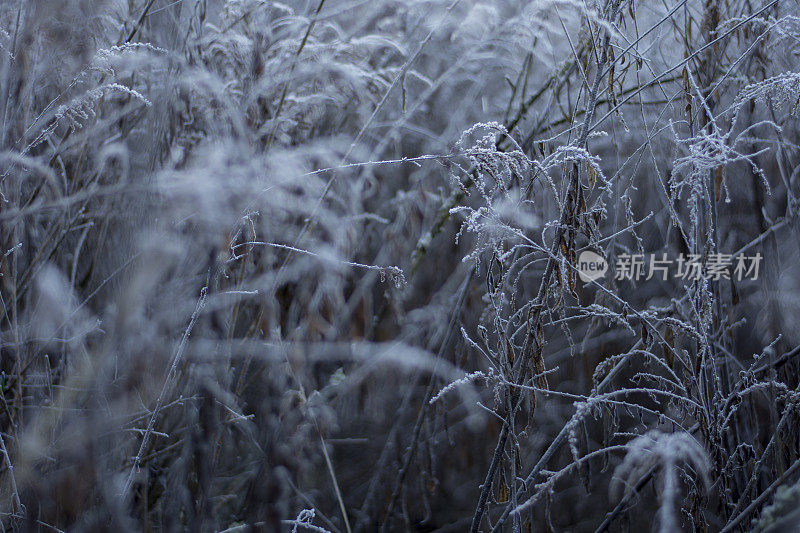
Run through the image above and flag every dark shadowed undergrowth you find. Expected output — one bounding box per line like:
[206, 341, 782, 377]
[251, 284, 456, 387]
[2, 0, 800, 531]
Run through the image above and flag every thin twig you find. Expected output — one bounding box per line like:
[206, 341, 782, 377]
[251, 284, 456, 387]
[122, 279, 209, 498]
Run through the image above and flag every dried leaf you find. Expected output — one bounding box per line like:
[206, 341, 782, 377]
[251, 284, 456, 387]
[714, 166, 725, 200]
[731, 278, 740, 305]
[663, 326, 675, 368]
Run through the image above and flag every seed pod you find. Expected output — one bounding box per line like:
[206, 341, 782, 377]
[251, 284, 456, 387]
[533, 349, 549, 391]
[497, 479, 509, 503]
